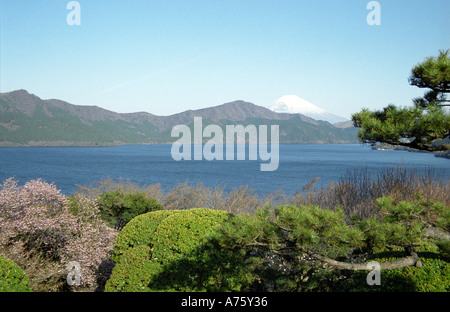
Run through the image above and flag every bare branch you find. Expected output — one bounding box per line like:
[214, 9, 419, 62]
[302, 249, 422, 271]
[423, 227, 450, 240]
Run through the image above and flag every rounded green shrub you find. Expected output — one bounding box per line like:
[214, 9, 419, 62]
[105, 245, 162, 292]
[112, 209, 180, 262]
[0, 257, 31, 292]
[150, 208, 229, 264]
[106, 208, 258, 292]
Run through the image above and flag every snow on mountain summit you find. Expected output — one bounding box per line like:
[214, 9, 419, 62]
[268, 95, 348, 124]
[269, 95, 326, 115]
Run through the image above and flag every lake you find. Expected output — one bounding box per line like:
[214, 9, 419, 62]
[0, 144, 448, 196]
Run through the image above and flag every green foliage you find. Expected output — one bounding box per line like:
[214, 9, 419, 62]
[276, 205, 365, 256]
[216, 205, 365, 259]
[105, 245, 162, 292]
[409, 49, 450, 94]
[0, 257, 31, 292]
[437, 240, 450, 260]
[97, 190, 163, 229]
[150, 208, 229, 264]
[216, 207, 280, 249]
[359, 196, 450, 250]
[211, 197, 449, 292]
[106, 208, 259, 292]
[332, 243, 450, 292]
[146, 241, 256, 292]
[352, 104, 450, 151]
[111, 210, 180, 262]
[352, 50, 450, 151]
[106, 195, 449, 292]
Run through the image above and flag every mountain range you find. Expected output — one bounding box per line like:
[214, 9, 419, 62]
[0, 90, 358, 146]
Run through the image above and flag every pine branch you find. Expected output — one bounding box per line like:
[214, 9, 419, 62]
[300, 247, 422, 271]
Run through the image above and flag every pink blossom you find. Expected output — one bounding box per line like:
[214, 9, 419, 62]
[0, 177, 118, 291]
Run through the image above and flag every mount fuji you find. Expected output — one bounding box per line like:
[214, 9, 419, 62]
[268, 95, 349, 124]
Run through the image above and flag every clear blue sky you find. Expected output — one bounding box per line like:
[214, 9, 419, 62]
[1, 0, 449, 118]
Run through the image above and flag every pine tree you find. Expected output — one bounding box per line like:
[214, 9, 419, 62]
[352, 50, 450, 151]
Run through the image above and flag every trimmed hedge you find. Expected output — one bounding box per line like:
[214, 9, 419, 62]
[111, 210, 180, 262]
[0, 257, 31, 292]
[105, 245, 162, 292]
[106, 208, 256, 292]
[150, 208, 229, 264]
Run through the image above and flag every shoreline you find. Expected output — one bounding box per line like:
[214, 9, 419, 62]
[372, 143, 450, 159]
[2, 142, 448, 159]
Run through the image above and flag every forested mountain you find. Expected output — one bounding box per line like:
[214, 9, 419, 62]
[0, 90, 358, 146]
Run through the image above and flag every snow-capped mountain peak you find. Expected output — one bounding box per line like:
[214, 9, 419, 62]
[269, 95, 326, 115]
[268, 95, 348, 124]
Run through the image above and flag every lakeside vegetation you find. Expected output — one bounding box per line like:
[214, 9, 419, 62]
[0, 167, 448, 292]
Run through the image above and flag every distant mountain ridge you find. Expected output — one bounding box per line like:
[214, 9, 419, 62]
[0, 90, 358, 146]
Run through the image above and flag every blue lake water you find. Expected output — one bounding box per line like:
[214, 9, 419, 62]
[0, 144, 448, 196]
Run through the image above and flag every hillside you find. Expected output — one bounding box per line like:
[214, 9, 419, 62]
[0, 90, 358, 146]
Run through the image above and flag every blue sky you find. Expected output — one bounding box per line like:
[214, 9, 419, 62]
[1, 0, 449, 118]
